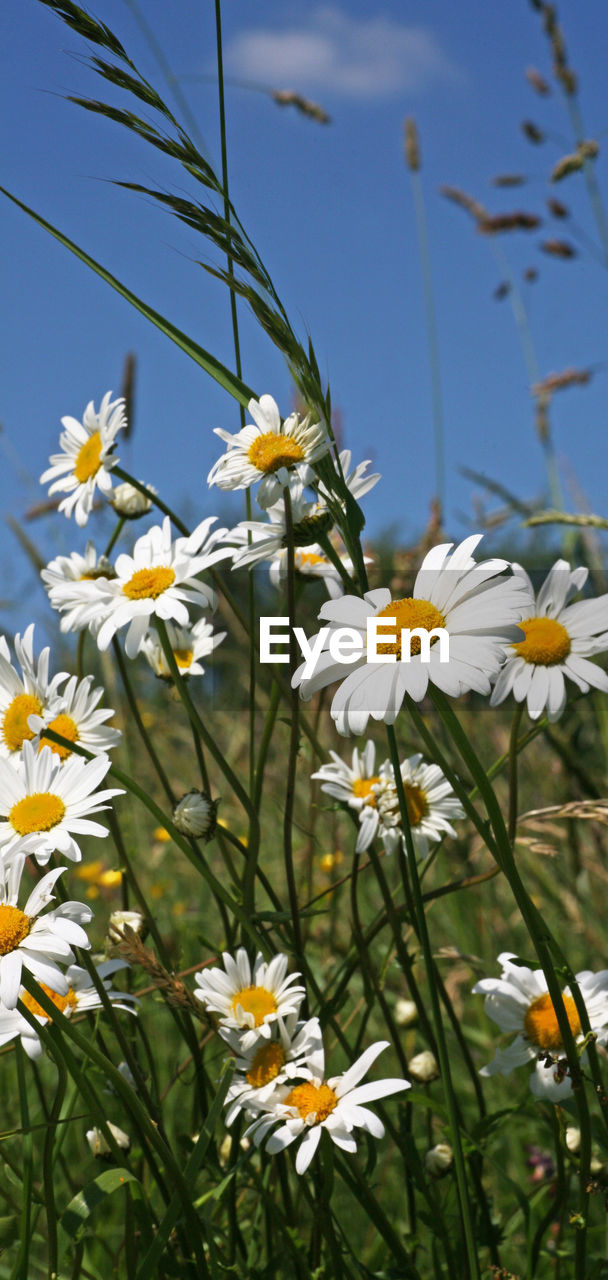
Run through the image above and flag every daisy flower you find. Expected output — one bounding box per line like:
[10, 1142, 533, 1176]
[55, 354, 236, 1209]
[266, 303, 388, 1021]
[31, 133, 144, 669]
[269, 544, 368, 600]
[194, 949, 306, 1052]
[207, 394, 330, 510]
[490, 559, 608, 721]
[90, 516, 230, 659]
[0, 856, 92, 1009]
[0, 625, 68, 758]
[0, 960, 137, 1060]
[293, 534, 528, 735]
[227, 486, 335, 571]
[246, 1040, 410, 1174]
[40, 392, 127, 527]
[28, 674, 121, 761]
[0, 741, 123, 866]
[473, 952, 608, 1100]
[312, 741, 384, 853]
[41, 543, 115, 636]
[221, 1015, 325, 1126]
[140, 617, 226, 680]
[371, 754, 465, 860]
[313, 744, 463, 858]
[315, 450, 381, 506]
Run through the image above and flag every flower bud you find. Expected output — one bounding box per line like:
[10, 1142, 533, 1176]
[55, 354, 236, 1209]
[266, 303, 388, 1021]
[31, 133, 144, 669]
[409, 1050, 439, 1083]
[172, 790, 218, 840]
[395, 998, 417, 1027]
[566, 1126, 581, 1155]
[86, 1122, 130, 1157]
[424, 1142, 453, 1178]
[108, 909, 145, 945]
[111, 480, 156, 519]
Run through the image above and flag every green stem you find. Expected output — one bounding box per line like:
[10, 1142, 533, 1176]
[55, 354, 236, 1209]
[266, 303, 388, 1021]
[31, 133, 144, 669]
[112, 637, 176, 807]
[409, 163, 445, 516]
[282, 488, 306, 985]
[13, 1043, 33, 1280]
[508, 701, 524, 842]
[42, 1053, 67, 1280]
[385, 724, 480, 1279]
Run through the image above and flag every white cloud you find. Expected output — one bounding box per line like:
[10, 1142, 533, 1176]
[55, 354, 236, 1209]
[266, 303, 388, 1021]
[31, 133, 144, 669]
[225, 7, 462, 100]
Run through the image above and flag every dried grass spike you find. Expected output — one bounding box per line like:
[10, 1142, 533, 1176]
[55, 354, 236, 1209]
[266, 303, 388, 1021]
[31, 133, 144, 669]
[522, 120, 545, 144]
[404, 118, 420, 172]
[526, 66, 551, 95]
[540, 238, 576, 258]
[271, 90, 331, 124]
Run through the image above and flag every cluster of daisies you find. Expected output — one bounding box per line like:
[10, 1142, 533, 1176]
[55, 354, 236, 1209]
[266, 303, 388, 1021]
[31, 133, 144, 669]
[313, 740, 464, 861]
[0, 624, 135, 1057]
[194, 948, 409, 1173]
[33, 386, 608, 1112]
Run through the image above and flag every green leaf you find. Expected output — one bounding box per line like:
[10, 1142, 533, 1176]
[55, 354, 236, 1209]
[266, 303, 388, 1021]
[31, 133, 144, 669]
[59, 1168, 142, 1242]
[0, 185, 255, 409]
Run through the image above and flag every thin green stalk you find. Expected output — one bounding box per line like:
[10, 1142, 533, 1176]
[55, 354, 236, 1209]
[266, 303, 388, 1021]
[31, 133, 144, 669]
[282, 487, 306, 985]
[408, 148, 445, 516]
[565, 94, 608, 266]
[508, 701, 524, 842]
[386, 723, 480, 1280]
[112, 637, 176, 807]
[213, 0, 257, 827]
[42, 1053, 67, 1280]
[105, 515, 125, 557]
[253, 678, 281, 811]
[13, 1043, 33, 1280]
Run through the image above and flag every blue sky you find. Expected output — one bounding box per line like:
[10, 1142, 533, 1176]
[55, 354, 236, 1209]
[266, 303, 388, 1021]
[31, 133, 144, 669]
[2, 0, 608, 628]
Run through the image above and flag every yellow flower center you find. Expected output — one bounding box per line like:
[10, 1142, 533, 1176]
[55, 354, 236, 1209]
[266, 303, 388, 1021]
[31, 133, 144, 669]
[403, 783, 428, 828]
[21, 983, 77, 1020]
[513, 616, 571, 666]
[9, 793, 66, 836]
[231, 985, 277, 1026]
[0, 905, 31, 955]
[40, 714, 79, 761]
[2, 694, 43, 753]
[246, 1041, 286, 1088]
[352, 776, 381, 807]
[523, 992, 581, 1051]
[375, 598, 446, 658]
[248, 432, 305, 474]
[74, 432, 103, 484]
[174, 648, 194, 670]
[296, 550, 328, 569]
[284, 1081, 338, 1124]
[123, 566, 176, 600]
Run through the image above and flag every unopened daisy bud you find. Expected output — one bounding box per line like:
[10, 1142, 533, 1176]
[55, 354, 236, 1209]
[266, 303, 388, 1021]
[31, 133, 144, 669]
[111, 480, 156, 519]
[566, 1126, 581, 1155]
[108, 909, 145, 945]
[395, 998, 418, 1027]
[172, 790, 218, 841]
[86, 1122, 130, 1157]
[409, 1050, 439, 1083]
[424, 1142, 453, 1178]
